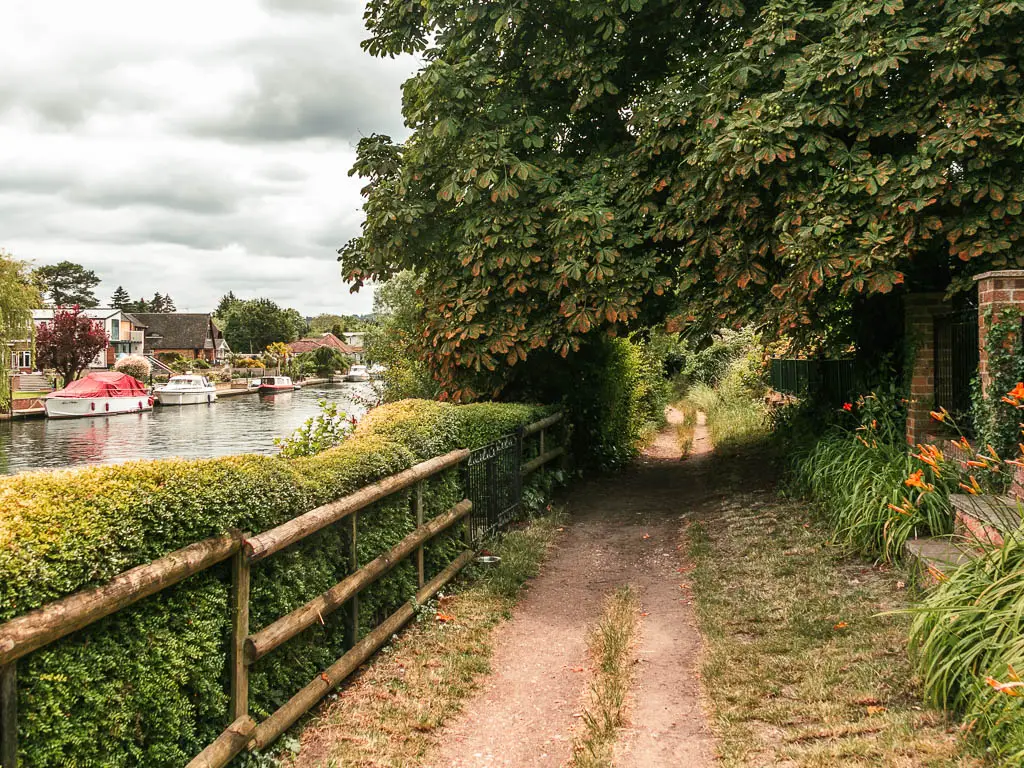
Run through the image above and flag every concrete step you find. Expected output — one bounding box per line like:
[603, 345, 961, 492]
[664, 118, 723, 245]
[904, 537, 977, 587]
[15, 373, 51, 391]
[950, 493, 1022, 548]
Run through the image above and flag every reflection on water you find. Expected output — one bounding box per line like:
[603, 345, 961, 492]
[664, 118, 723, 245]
[0, 383, 374, 475]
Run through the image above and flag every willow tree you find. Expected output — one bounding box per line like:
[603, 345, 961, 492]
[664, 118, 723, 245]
[342, 0, 1024, 396]
[0, 251, 41, 408]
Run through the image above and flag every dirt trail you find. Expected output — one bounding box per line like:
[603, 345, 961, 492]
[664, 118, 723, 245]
[427, 409, 717, 768]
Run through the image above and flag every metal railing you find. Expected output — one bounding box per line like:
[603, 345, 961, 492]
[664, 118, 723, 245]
[770, 358, 858, 405]
[0, 412, 565, 768]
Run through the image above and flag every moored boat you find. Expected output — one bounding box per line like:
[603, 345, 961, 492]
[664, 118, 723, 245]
[345, 365, 370, 382]
[154, 375, 218, 406]
[256, 375, 295, 393]
[45, 372, 153, 419]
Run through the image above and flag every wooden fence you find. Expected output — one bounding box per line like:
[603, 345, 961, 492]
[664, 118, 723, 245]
[0, 412, 564, 768]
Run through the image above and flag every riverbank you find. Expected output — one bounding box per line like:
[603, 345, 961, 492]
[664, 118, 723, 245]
[0, 381, 373, 475]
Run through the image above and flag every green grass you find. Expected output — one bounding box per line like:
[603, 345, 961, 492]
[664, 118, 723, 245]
[688, 488, 977, 767]
[792, 430, 956, 562]
[570, 586, 641, 768]
[911, 532, 1024, 763]
[679, 382, 770, 455]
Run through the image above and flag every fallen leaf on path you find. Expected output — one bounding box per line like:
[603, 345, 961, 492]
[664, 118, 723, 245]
[642, 533, 650, 539]
[556, 527, 565, 532]
[896, 580, 906, 590]
[833, 621, 848, 630]
[866, 705, 887, 715]
[569, 666, 584, 672]
[436, 612, 456, 623]
[640, 612, 650, 617]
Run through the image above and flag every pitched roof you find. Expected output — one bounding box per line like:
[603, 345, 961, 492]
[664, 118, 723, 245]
[132, 313, 215, 350]
[287, 333, 359, 356]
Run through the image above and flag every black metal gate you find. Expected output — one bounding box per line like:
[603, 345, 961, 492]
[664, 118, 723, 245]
[934, 306, 979, 432]
[465, 431, 523, 543]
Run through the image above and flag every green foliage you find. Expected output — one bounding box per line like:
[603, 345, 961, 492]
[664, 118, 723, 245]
[275, 399, 356, 458]
[0, 251, 40, 411]
[558, 335, 667, 472]
[0, 399, 552, 767]
[35, 260, 99, 307]
[222, 299, 302, 354]
[973, 307, 1024, 461]
[341, 0, 1024, 394]
[911, 532, 1024, 763]
[308, 314, 372, 335]
[364, 271, 439, 402]
[792, 394, 955, 561]
[681, 329, 761, 390]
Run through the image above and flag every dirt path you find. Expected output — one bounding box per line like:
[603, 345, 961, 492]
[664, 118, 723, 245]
[427, 409, 717, 767]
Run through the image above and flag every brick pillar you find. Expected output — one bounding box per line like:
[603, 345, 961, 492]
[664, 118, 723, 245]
[975, 270, 1024, 398]
[905, 293, 947, 447]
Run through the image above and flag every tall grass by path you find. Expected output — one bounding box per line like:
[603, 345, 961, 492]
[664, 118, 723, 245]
[792, 429, 956, 562]
[570, 586, 641, 768]
[679, 383, 770, 455]
[911, 532, 1024, 764]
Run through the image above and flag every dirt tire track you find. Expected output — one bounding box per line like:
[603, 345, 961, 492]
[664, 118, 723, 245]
[427, 409, 716, 767]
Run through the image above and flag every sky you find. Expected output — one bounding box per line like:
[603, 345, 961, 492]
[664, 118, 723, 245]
[0, 0, 418, 315]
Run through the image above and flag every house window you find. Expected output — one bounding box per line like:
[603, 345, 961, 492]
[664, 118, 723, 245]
[110, 319, 120, 341]
[11, 350, 31, 369]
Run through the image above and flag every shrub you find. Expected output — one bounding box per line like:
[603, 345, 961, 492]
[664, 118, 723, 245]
[0, 399, 553, 767]
[792, 395, 956, 561]
[911, 534, 1024, 763]
[113, 355, 151, 381]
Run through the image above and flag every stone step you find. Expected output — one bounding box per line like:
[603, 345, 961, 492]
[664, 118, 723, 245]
[950, 493, 1023, 548]
[14, 374, 51, 391]
[904, 537, 977, 587]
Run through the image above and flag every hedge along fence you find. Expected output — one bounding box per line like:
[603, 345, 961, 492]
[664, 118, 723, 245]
[0, 399, 565, 768]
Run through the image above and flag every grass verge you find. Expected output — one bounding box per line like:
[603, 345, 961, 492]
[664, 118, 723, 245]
[678, 383, 769, 456]
[688, 488, 979, 767]
[570, 586, 641, 768]
[286, 512, 565, 768]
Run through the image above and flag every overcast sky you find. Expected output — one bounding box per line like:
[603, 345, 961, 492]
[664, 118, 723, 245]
[0, 0, 417, 315]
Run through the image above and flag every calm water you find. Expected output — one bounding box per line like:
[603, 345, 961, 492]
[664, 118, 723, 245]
[0, 383, 375, 475]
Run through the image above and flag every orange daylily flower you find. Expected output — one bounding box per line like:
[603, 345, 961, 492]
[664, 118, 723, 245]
[888, 503, 913, 516]
[985, 677, 1024, 697]
[929, 409, 947, 422]
[958, 482, 979, 495]
[905, 470, 934, 491]
[1009, 382, 1024, 401]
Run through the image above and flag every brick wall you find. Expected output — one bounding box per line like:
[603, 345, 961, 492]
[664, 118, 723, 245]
[975, 270, 1024, 397]
[904, 293, 947, 446]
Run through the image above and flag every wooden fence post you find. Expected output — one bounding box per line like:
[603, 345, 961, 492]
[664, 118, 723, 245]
[415, 482, 425, 589]
[539, 427, 545, 458]
[230, 546, 250, 722]
[1, 663, 16, 768]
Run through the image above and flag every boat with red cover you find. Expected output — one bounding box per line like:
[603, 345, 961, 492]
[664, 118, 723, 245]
[252, 375, 295, 394]
[44, 372, 154, 419]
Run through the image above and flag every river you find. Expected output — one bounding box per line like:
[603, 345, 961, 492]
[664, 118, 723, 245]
[0, 383, 376, 476]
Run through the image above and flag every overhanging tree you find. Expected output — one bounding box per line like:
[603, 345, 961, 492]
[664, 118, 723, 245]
[342, 0, 1024, 396]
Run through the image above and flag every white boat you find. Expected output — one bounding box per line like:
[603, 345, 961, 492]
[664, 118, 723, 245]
[256, 375, 295, 393]
[154, 375, 218, 406]
[345, 365, 371, 382]
[45, 372, 154, 419]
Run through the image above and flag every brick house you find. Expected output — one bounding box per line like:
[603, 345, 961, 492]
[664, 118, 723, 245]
[31, 308, 147, 371]
[132, 313, 229, 363]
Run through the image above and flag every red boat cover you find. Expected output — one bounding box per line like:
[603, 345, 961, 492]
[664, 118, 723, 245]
[48, 372, 149, 398]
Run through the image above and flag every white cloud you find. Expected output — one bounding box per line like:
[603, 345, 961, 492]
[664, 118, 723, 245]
[0, 0, 416, 316]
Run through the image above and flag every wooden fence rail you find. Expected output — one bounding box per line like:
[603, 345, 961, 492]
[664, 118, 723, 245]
[0, 413, 566, 768]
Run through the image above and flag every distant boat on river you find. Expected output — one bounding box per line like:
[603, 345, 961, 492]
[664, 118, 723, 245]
[44, 372, 154, 419]
[253, 375, 295, 393]
[154, 375, 218, 406]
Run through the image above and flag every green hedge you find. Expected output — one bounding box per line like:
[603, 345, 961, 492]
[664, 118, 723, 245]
[0, 398, 553, 767]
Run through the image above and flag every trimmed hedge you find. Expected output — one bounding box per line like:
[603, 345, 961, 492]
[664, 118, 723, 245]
[0, 398, 553, 767]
